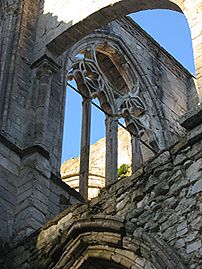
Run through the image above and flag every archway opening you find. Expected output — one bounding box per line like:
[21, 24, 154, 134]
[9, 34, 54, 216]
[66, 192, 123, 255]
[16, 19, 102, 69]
[79, 258, 127, 269]
[96, 52, 128, 94]
[61, 8, 196, 161]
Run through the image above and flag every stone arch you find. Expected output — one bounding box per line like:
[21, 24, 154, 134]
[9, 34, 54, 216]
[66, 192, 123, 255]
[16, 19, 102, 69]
[49, 217, 186, 269]
[43, 0, 201, 100]
[45, 0, 183, 55]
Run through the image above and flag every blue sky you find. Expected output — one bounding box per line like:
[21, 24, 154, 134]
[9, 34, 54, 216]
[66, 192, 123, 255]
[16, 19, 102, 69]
[61, 10, 195, 163]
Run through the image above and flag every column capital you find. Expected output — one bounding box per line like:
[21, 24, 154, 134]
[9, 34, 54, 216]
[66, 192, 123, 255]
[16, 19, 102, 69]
[31, 54, 61, 78]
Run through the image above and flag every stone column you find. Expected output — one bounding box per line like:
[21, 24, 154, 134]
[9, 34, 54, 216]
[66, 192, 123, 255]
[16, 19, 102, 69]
[131, 135, 141, 173]
[33, 57, 60, 149]
[79, 98, 91, 200]
[14, 56, 61, 241]
[105, 115, 118, 186]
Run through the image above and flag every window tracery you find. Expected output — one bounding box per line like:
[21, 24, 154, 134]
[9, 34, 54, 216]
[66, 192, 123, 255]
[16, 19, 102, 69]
[68, 45, 150, 138]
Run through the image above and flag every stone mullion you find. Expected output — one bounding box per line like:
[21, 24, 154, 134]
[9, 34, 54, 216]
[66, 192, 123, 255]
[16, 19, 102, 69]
[79, 98, 92, 200]
[105, 115, 118, 186]
[131, 135, 142, 173]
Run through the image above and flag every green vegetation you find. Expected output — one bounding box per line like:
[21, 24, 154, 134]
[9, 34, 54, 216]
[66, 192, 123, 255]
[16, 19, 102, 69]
[118, 164, 130, 177]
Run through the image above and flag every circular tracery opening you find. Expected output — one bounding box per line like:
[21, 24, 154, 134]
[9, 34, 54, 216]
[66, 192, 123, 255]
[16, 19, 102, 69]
[96, 51, 128, 94]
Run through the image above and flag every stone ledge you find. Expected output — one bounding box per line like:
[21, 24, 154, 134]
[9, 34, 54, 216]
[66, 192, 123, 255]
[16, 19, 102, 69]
[0, 134, 50, 160]
[180, 104, 202, 130]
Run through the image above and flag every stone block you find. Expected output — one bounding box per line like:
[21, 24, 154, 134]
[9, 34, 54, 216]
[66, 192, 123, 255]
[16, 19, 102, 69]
[186, 241, 202, 254]
[190, 178, 202, 195]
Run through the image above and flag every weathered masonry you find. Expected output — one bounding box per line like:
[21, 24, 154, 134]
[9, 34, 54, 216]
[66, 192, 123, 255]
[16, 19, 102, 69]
[0, 0, 202, 268]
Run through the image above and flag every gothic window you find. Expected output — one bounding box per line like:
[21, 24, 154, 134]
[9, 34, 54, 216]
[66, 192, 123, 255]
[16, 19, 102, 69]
[65, 38, 160, 200]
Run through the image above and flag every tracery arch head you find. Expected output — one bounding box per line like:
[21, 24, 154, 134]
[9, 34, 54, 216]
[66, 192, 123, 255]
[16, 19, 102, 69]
[66, 35, 157, 141]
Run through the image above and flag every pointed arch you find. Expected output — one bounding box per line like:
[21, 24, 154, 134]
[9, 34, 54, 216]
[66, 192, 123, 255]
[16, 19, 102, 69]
[45, 217, 186, 269]
[66, 31, 167, 151]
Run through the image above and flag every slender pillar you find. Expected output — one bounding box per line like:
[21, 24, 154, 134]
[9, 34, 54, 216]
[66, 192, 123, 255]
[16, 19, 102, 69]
[79, 98, 91, 200]
[131, 135, 142, 173]
[34, 57, 60, 149]
[105, 115, 118, 186]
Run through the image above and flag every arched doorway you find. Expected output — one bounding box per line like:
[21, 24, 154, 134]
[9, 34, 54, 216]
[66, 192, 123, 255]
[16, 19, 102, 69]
[48, 217, 186, 269]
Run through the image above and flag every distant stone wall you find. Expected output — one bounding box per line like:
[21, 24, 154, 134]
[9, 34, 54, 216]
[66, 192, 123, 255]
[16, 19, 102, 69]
[6, 118, 202, 269]
[61, 127, 155, 199]
[61, 127, 132, 198]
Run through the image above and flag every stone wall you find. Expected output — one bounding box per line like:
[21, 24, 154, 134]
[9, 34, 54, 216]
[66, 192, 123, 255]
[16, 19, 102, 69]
[113, 17, 192, 144]
[0, 1, 202, 267]
[0, 8, 196, 245]
[5, 117, 202, 268]
[0, 0, 84, 245]
[0, 140, 19, 252]
[0, 0, 40, 147]
[0, 136, 83, 245]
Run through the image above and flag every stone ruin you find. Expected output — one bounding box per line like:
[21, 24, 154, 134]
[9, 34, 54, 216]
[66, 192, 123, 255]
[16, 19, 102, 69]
[0, 0, 202, 268]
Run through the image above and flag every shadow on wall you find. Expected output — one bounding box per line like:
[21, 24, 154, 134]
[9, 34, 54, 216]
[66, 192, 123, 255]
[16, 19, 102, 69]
[0, 206, 9, 267]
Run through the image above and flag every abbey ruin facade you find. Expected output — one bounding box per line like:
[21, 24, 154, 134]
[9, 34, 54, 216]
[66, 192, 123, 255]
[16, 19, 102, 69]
[0, 0, 202, 268]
